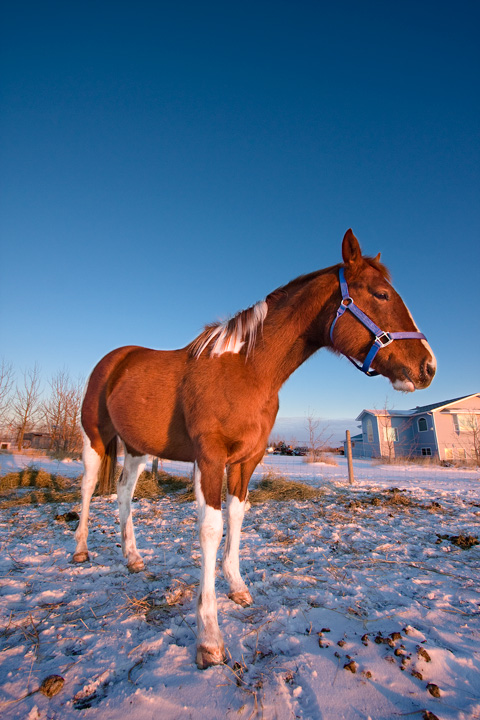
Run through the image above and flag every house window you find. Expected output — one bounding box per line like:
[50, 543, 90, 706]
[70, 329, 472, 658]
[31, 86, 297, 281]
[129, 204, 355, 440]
[383, 427, 398, 442]
[421, 447, 432, 456]
[445, 447, 467, 460]
[418, 417, 428, 432]
[366, 419, 373, 443]
[453, 414, 477, 433]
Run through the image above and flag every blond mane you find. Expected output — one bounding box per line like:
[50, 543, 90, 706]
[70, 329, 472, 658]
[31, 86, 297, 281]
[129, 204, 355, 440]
[188, 300, 268, 359]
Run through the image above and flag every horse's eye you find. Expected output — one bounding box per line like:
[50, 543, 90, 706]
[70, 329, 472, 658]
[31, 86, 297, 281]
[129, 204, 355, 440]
[373, 291, 389, 301]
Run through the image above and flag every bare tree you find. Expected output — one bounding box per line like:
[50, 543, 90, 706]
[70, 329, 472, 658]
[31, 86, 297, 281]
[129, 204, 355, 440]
[11, 364, 42, 450]
[375, 400, 412, 462]
[42, 370, 84, 455]
[467, 414, 480, 466]
[305, 411, 333, 461]
[451, 412, 480, 466]
[0, 358, 14, 427]
[377, 411, 396, 462]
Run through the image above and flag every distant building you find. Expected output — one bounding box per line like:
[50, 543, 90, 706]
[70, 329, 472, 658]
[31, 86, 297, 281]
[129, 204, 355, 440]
[22, 432, 52, 450]
[345, 393, 480, 462]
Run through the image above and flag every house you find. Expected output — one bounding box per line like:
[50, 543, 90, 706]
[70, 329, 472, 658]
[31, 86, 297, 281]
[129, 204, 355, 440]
[346, 393, 480, 462]
[22, 432, 52, 450]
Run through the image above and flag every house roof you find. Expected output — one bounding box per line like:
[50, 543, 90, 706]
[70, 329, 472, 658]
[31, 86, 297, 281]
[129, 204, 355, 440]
[356, 393, 479, 421]
[349, 433, 363, 442]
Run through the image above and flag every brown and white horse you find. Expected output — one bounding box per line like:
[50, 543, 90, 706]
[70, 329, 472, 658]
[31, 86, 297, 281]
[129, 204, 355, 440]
[73, 230, 435, 668]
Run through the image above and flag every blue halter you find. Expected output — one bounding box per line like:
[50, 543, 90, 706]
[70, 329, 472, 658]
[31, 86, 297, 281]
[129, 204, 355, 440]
[329, 267, 427, 376]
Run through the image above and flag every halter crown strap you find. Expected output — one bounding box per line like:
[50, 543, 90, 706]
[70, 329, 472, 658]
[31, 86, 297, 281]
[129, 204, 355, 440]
[330, 267, 427, 376]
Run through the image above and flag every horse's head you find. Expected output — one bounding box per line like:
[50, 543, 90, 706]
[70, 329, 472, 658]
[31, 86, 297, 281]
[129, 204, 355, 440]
[329, 230, 436, 392]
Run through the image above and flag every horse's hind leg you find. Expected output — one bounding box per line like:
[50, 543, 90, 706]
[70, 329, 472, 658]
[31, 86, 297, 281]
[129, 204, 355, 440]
[73, 431, 103, 563]
[117, 450, 148, 572]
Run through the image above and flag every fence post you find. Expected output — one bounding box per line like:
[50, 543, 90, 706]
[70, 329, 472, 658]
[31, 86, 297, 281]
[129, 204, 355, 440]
[346, 430, 354, 485]
[152, 456, 159, 479]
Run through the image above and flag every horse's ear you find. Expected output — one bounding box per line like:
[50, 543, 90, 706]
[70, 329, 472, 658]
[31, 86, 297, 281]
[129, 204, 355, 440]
[374, 252, 381, 262]
[342, 229, 362, 265]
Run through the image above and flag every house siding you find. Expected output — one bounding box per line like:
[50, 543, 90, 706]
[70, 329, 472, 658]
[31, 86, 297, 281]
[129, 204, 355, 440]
[349, 394, 479, 463]
[434, 395, 480, 461]
[360, 413, 380, 458]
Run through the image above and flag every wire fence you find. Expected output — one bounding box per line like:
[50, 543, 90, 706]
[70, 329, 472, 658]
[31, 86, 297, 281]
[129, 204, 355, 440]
[148, 453, 344, 484]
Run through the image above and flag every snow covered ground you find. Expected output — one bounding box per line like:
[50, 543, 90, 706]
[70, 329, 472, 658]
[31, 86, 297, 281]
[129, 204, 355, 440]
[0, 454, 479, 719]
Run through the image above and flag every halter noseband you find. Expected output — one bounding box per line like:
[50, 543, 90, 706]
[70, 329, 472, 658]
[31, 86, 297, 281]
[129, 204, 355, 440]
[329, 267, 427, 376]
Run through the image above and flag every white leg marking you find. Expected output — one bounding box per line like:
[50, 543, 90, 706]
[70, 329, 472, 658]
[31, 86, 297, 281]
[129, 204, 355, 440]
[223, 493, 252, 606]
[73, 430, 102, 562]
[117, 452, 148, 572]
[194, 463, 225, 668]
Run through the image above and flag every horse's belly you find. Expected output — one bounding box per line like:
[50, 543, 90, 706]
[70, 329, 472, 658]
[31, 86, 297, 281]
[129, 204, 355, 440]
[109, 397, 195, 461]
[106, 366, 195, 461]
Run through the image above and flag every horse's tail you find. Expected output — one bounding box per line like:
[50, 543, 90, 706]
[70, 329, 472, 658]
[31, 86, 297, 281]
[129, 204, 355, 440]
[98, 436, 117, 495]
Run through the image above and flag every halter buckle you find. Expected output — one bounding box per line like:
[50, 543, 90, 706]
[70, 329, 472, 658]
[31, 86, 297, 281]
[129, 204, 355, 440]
[375, 332, 393, 347]
[341, 296, 353, 307]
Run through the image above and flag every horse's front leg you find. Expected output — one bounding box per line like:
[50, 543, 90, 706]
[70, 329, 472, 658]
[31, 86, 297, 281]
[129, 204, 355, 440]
[194, 461, 225, 669]
[223, 492, 252, 607]
[222, 456, 262, 607]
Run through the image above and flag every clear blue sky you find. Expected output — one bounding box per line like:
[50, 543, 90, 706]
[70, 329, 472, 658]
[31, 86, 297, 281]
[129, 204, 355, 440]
[1, 0, 479, 423]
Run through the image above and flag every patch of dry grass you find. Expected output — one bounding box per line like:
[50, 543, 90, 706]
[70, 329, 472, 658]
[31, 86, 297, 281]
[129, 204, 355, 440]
[0, 465, 327, 507]
[132, 471, 163, 499]
[249, 471, 324, 504]
[0, 467, 73, 491]
[346, 488, 418, 512]
[303, 453, 338, 466]
[0, 467, 81, 508]
[156, 470, 192, 494]
[0, 466, 192, 507]
[133, 469, 194, 499]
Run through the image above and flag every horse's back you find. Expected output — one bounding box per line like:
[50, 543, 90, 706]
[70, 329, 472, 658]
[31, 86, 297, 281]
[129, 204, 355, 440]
[83, 345, 194, 461]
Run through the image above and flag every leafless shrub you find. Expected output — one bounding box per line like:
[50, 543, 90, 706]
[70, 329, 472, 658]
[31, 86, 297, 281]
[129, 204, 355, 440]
[11, 364, 43, 450]
[0, 358, 14, 427]
[42, 370, 84, 455]
[305, 411, 334, 462]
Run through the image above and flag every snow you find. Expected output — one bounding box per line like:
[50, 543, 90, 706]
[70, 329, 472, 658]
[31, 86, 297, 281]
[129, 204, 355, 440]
[0, 454, 479, 719]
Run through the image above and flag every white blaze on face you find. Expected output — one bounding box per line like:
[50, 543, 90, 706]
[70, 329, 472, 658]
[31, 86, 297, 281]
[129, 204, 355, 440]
[404, 302, 437, 371]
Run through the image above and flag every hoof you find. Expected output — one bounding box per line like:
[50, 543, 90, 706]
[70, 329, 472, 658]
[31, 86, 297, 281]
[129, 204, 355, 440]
[228, 589, 252, 607]
[72, 551, 89, 563]
[127, 559, 145, 573]
[196, 644, 226, 670]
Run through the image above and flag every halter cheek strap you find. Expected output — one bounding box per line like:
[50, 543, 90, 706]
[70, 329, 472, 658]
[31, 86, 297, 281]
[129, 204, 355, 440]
[329, 267, 427, 376]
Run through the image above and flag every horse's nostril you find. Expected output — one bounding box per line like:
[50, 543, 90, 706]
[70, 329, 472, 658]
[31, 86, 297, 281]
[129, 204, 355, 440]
[425, 361, 436, 379]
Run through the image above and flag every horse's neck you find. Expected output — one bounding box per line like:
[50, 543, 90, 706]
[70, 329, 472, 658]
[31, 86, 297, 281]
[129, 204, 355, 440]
[253, 269, 338, 391]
